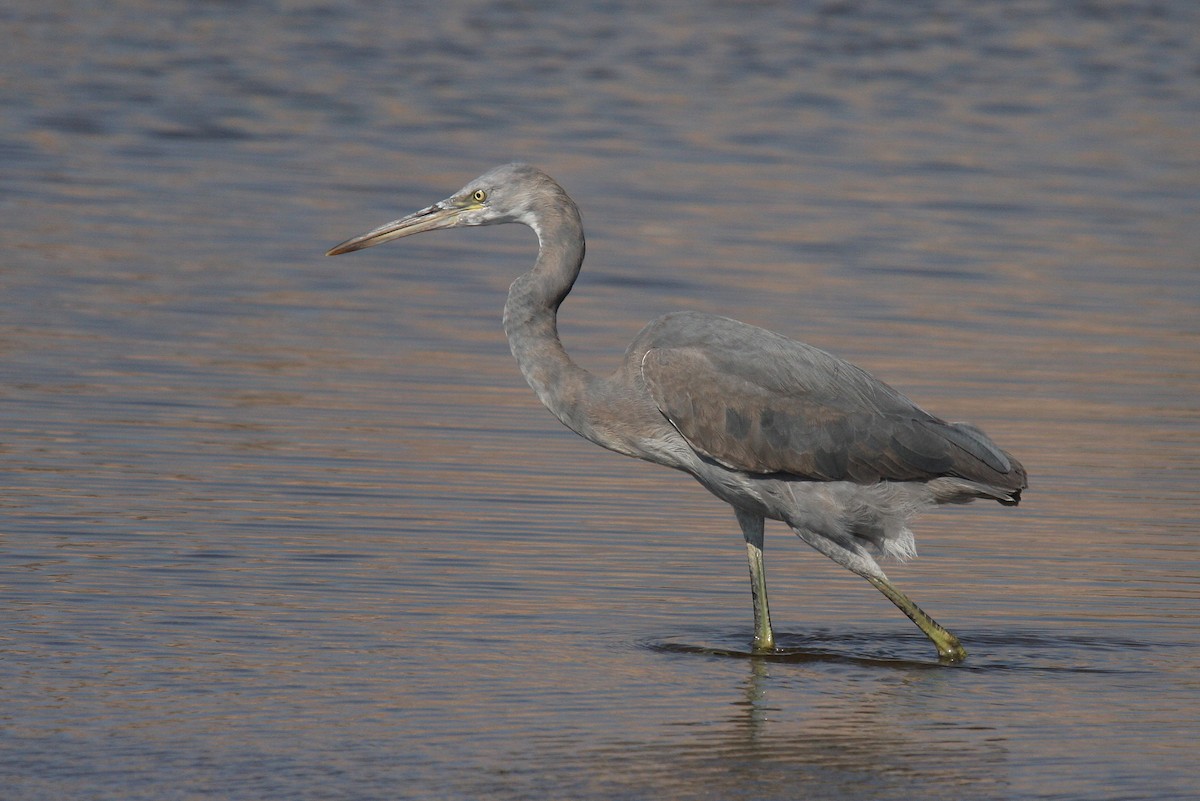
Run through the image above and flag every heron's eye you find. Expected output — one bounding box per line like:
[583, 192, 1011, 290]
[472, 189, 487, 203]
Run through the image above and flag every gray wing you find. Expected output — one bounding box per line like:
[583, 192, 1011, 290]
[639, 322, 1021, 488]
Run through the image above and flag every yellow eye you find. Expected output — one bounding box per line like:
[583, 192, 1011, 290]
[472, 189, 487, 203]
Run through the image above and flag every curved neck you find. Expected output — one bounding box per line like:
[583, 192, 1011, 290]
[502, 200, 597, 438]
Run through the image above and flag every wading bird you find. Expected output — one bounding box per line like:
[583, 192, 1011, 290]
[327, 163, 1026, 661]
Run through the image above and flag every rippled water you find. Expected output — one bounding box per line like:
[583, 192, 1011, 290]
[3, 2, 1198, 799]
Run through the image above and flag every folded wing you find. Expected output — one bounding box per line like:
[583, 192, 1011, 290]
[640, 329, 1023, 492]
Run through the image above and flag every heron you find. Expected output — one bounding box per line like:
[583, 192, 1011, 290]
[327, 163, 1026, 662]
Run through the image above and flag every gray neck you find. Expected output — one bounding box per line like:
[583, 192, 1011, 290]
[502, 201, 597, 438]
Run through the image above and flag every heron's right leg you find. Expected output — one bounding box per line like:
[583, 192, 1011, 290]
[864, 574, 967, 662]
[735, 509, 774, 651]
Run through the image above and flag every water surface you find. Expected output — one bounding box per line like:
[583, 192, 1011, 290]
[2, 2, 1198, 799]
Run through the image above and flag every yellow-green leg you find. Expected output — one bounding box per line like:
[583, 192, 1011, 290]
[865, 574, 967, 662]
[736, 510, 774, 651]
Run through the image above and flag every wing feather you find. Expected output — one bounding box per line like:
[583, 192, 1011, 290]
[640, 329, 1021, 490]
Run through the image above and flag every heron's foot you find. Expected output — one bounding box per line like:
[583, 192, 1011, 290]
[933, 630, 968, 663]
[751, 629, 776, 653]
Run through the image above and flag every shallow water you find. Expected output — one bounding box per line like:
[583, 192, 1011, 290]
[2, 2, 1198, 799]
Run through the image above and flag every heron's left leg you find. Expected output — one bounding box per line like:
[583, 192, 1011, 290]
[864, 574, 966, 662]
[735, 509, 774, 651]
[786, 520, 966, 661]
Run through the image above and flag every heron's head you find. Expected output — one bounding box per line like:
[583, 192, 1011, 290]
[327, 163, 572, 256]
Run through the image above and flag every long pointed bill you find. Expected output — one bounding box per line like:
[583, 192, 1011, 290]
[326, 203, 463, 256]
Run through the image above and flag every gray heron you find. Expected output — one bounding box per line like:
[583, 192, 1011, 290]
[327, 163, 1026, 662]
